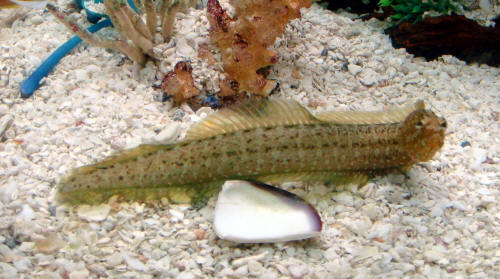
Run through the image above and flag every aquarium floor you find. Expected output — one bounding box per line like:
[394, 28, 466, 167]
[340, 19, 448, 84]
[0, 2, 499, 278]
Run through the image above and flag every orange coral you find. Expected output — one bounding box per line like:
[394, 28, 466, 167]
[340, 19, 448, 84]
[161, 61, 200, 105]
[198, 43, 217, 66]
[207, 0, 311, 96]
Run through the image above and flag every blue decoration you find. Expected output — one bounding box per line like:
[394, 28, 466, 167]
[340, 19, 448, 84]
[20, 19, 113, 98]
[20, 0, 139, 98]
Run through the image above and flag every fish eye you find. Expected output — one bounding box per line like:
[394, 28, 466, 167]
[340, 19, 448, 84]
[416, 121, 423, 128]
[440, 121, 447, 128]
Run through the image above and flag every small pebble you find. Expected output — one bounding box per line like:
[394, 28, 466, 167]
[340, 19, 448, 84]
[193, 229, 206, 240]
[348, 64, 362, 76]
[35, 233, 66, 254]
[260, 270, 278, 279]
[289, 264, 309, 279]
[74, 69, 88, 83]
[332, 192, 354, 206]
[106, 253, 123, 267]
[176, 38, 196, 57]
[68, 269, 90, 279]
[176, 271, 195, 279]
[154, 122, 181, 143]
[359, 68, 378, 86]
[479, 0, 493, 12]
[347, 217, 372, 235]
[234, 265, 248, 277]
[77, 204, 111, 222]
[0, 115, 14, 138]
[247, 260, 263, 276]
[468, 98, 481, 110]
[430, 205, 444, 217]
[0, 105, 9, 116]
[48, 206, 57, 217]
[30, 15, 43, 25]
[424, 250, 445, 263]
[470, 148, 488, 170]
[362, 203, 380, 221]
[0, 262, 17, 278]
[169, 209, 184, 222]
[308, 249, 323, 260]
[122, 253, 148, 271]
[461, 141, 471, 147]
[13, 257, 31, 272]
[3, 237, 18, 249]
[18, 204, 35, 220]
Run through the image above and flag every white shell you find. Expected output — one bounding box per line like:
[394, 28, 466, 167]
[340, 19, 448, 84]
[214, 180, 322, 243]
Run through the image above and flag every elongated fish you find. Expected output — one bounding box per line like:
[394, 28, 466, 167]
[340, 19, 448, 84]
[56, 99, 446, 206]
[0, 0, 47, 9]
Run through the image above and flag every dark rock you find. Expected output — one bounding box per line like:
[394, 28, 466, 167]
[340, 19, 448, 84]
[325, 0, 379, 14]
[48, 205, 57, 217]
[320, 47, 328, 56]
[386, 15, 500, 67]
[4, 237, 19, 249]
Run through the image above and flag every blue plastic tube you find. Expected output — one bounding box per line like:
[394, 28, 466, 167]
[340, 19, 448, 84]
[20, 18, 113, 98]
[20, 0, 138, 98]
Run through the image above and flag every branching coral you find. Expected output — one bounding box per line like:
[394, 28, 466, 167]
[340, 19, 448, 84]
[47, 0, 196, 65]
[379, 0, 462, 24]
[161, 61, 200, 105]
[207, 0, 311, 96]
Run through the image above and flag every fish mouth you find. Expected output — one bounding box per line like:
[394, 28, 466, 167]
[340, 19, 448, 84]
[420, 133, 445, 161]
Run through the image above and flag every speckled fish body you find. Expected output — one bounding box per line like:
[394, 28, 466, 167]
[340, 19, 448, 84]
[56, 99, 446, 205]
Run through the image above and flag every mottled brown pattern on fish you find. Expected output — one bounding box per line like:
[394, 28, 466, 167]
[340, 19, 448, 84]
[57, 100, 446, 205]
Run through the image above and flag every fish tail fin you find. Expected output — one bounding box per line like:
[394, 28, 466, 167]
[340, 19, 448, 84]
[56, 143, 222, 206]
[55, 180, 224, 206]
[0, 0, 47, 9]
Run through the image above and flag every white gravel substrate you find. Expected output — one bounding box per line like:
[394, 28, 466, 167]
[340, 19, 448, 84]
[0, 2, 499, 278]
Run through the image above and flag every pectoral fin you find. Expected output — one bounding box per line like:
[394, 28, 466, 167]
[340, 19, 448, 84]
[163, 181, 224, 208]
[255, 171, 370, 187]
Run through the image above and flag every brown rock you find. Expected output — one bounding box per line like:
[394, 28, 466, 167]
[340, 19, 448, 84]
[35, 233, 66, 254]
[193, 229, 206, 240]
[387, 15, 500, 67]
[161, 61, 201, 105]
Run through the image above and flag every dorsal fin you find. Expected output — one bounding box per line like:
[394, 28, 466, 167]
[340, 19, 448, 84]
[185, 98, 319, 141]
[315, 100, 425, 124]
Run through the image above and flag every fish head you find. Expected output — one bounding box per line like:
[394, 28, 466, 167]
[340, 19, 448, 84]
[403, 109, 446, 162]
